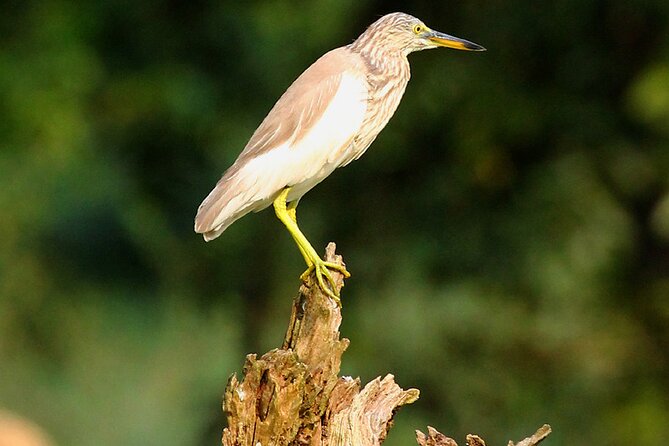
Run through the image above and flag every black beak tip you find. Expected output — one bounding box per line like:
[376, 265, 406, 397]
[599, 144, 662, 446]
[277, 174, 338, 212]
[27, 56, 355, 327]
[467, 42, 487, 51]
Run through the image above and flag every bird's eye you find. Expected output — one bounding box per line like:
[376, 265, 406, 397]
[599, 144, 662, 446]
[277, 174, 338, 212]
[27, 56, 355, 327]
[413, 24, 423, 34]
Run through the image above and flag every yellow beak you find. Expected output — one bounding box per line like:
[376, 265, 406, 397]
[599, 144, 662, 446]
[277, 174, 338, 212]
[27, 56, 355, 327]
[428, 30, 486, 51]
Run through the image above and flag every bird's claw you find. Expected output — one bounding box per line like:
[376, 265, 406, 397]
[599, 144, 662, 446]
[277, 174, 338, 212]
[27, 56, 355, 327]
[300, 260, 350, 305]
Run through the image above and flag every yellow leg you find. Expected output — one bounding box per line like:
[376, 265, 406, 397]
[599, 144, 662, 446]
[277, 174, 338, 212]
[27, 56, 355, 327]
[273, 187, 350, 303]
[285, 201, 311, 266]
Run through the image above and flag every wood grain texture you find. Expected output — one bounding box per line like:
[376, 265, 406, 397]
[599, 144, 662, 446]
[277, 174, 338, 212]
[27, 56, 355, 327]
[222, 242, 551, 446]
[222, 243, 418, 446]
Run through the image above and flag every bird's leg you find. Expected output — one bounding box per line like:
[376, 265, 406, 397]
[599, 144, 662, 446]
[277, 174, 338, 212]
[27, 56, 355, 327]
[286, 202, 328, 283]
[286, 203, 317, 279]
[273, 187, 350, 302]
[286, 200, 311, 266]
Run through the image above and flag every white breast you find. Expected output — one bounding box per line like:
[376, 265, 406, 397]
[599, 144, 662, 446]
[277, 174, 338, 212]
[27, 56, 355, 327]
[241, 72, 369, 204]
[198, 72, 369, 236]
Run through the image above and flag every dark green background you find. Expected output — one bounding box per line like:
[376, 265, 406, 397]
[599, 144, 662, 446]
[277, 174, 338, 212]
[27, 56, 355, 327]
[1, 0, 668, 445]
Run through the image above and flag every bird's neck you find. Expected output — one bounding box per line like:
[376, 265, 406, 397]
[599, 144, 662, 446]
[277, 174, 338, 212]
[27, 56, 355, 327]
[351, 31, 405, 58]
[349, 44, 410, 82]
[349, 44, 411, 153]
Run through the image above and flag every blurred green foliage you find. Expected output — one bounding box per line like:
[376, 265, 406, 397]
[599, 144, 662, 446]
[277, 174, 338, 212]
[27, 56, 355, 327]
[1, 0, 668, 445]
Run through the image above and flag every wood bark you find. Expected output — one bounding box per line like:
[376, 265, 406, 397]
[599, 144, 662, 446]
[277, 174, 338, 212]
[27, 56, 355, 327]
[415, 424, 551, 446]
[222, 243, 418, 446]
[221, 243, 551, 446]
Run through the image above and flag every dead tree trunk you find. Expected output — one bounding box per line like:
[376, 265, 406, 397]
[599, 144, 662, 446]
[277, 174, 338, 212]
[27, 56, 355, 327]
[221, 243, 551, 446]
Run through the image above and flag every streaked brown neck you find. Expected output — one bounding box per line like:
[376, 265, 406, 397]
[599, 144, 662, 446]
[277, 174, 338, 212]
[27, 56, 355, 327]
[348, 43, 410, 89]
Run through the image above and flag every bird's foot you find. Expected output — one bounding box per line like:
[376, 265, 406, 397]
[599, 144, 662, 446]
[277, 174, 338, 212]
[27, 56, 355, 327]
[300, 260, 350, 305]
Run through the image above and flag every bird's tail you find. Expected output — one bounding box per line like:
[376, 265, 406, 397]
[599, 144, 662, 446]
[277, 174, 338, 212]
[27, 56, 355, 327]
[194, 174, 248, 241]
[194, 168, 274, 241]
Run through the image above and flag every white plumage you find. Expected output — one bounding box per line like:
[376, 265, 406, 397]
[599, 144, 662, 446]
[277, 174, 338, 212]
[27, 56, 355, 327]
[194, 12, 484, 300]
[195, 48, 371, 241]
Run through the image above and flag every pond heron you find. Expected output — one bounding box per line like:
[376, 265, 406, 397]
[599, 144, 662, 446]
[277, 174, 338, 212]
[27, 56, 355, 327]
[195, 12, 485, 302]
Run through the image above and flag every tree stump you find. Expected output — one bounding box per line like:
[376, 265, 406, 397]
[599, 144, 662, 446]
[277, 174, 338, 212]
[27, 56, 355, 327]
[221, 243, 550, 446]
[222, 243, 418, 446]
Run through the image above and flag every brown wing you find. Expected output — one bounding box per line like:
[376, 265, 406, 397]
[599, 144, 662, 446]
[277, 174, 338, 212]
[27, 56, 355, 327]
[195, 47, 367, 238]
[231, 47, 363, 169]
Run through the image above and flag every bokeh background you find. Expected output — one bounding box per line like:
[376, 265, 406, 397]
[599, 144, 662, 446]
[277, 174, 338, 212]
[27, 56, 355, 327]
[2, 0, 668, 445]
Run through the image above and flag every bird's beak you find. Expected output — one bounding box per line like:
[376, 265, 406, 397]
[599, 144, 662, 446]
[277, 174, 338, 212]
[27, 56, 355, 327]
[427, 30, 486, 51]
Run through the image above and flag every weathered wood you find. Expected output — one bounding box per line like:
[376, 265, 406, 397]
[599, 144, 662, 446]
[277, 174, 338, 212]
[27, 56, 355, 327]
[507, 424, 552, 446]
[222, 242, 551, 446]
[416, 426, 458, 446]
[222, 243, 418, 446]
[415, 424, 552, 446]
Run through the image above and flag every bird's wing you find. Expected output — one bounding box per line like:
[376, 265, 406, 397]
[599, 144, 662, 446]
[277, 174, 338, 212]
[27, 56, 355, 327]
[233, 48, 366, 168]
[195, 48, 369, 239]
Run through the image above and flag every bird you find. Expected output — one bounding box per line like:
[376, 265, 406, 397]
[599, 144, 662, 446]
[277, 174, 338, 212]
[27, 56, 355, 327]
[195, 12, 485, 303]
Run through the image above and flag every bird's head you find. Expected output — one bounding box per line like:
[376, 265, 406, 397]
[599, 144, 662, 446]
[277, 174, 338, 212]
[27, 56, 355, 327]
[352, 12, 486, 57]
